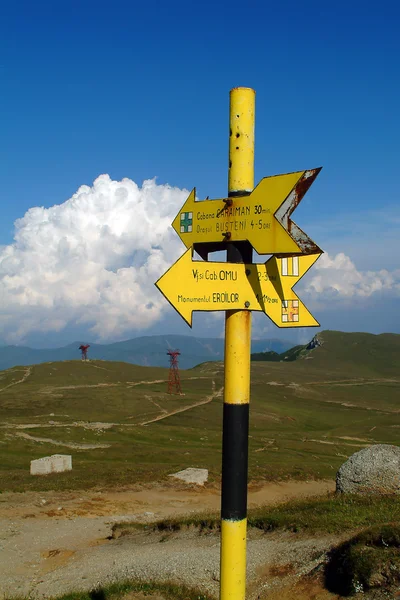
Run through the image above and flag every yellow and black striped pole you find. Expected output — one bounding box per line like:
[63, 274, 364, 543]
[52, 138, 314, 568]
[220, 87, 255, 600]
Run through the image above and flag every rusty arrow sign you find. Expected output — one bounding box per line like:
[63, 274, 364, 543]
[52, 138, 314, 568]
[172, 168, 322, 257]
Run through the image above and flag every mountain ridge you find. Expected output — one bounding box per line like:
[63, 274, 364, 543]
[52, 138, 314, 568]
[0, 333, 294, 371]
[251, 330, 400, 377]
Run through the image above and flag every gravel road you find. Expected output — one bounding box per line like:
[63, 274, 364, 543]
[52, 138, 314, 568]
[0, 480, 336, 599]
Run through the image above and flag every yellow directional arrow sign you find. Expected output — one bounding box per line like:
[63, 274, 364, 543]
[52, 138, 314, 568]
[155, 250, 320, 328]
[172, 168, 322, 256]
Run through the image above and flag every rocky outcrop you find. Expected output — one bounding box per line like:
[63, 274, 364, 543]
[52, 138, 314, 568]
[336, 444, 400, 494]
[307, 334, 322, 350]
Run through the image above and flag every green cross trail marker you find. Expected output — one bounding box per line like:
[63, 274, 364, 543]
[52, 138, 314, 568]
[180, 211, 193, 233]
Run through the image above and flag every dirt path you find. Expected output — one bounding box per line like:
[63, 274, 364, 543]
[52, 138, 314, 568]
[127, 379, 166, 386]
[2, 381, 221, 434]
[42, 383, 121, 390]
[126, 376, 209, 388]
[86, 363, 110, 371]
[139, 386, 223, 426]
[2, 384, 223, 433]
[305, 378, 399, 386]
[0, 479, 335, 520]
[14, 431, 111, 450]
[0, 366, 32, 392]
[38, 376, 208, 391]
[0, 480, 335, 599]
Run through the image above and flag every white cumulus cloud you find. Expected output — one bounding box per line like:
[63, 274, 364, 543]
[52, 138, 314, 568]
[1, 177, 399, 345]
[0, 175, 188, 343]
[303, 252, 400, 299]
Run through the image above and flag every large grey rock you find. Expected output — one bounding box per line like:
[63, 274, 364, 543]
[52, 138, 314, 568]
[336, 444, 400, 494]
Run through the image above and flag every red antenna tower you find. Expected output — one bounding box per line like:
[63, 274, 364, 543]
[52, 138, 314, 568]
[167, 349, 182, 394]
[79, 344, 90, 361]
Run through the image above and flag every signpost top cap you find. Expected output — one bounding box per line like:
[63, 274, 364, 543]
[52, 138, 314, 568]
[230, 87, 255, 94]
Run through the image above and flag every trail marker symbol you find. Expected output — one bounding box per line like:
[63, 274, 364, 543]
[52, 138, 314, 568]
[180, 212, 193, 233]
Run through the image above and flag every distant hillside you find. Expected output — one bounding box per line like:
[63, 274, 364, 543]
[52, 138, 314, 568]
[252, 331, 400, 377]
[0, 334, 293, 371]
[251, 345, 305, 363]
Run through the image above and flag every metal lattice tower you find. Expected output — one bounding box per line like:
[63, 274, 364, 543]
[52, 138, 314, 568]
[167, 349, 182, 394]
[79, 344, 90, 361]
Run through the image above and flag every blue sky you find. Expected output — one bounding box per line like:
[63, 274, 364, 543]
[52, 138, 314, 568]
[1, 0, 399, 348]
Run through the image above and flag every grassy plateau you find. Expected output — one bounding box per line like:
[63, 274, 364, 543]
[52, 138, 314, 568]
[0, 330, 399, 492]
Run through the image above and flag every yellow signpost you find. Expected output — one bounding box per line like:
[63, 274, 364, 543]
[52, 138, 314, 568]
[155, 86, 323, 600]
[172, 169, 322, 256]
[155, 248, 320, 327]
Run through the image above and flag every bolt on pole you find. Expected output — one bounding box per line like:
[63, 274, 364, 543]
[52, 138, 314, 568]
[220, 87, 255, 600]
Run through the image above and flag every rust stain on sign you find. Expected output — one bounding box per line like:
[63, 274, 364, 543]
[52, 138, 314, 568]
[275, 168, 322, 255]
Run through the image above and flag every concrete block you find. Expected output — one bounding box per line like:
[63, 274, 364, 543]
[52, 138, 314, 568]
[30, 456, 52, 475]
[52, 454, 72, 472]
[169, 467, 208, 485]
[30, 454, 72, 475]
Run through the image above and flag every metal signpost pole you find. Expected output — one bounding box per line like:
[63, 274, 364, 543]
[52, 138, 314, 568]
[220, 87, 255, 600]
[155, 84, 323, 600]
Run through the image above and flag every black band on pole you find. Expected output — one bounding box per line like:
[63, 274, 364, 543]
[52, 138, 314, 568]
[221, 403, 249, 521]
